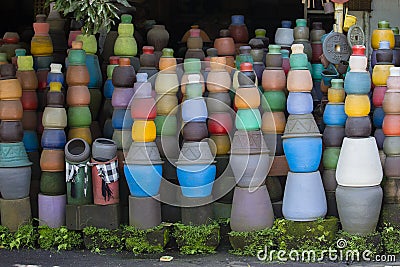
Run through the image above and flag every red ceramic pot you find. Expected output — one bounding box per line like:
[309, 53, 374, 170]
[311, 43, 323, 63]
[372, 86, 387, 107]
[130, 97, 157, 120]
[228, 25, 249, 44]
[91, 157, 120, 205]
[383, 114, 400, 136]
[352, 45, 366, 56]
[36, 69, 49, 90]
[21, 91, 38, 110]
[208, 112, 233, 135]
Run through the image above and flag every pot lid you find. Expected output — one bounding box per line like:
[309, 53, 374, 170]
[176, 141, 216, 165]
[125, 142, 163, 165]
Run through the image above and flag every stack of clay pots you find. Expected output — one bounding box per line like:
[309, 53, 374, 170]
[147, 24, 169, 68]
[373, 41, 394, 153]
[101, 56, 119, 139]
[114, 14, 138, 67]
[261, 44, 286, 158]
[0, 64, 32, 232]
[249, 29, 268, 82]
[138, 46, 158, 82]
[371, 21, 395, 69]
[185, 28, 205, 60]
[322, 78, 346, 216]
[124, 64, 163, 230]
[46, 2, 67, 64]
[214, 29, 236, 68]
[382, 66, 400, 226]
[282, 44, 327, 221]
[230, 62, 273, 232]
[336, 45, 383, 235]
[0, 32, 22, 62]
[310, 22, 326, 91]
[38, 80, 67, 228]
[275, 20, 294, 50]
[228, 15, 249, 54]
[392, 27, 400, 66]
[235, 46, 253, 71]
[181, 58, 205, 100]
[293, 19, 312, 62]
[66, 41, 92, 144]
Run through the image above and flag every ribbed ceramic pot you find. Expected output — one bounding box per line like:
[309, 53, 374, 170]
[235, 86, 260, 109]
[38, 194, 66, 228]
[287, 70, 313, 92]
[261, 69, 286, 91]
[0, 121, 23, 142]
[235, 109, 261, 131]
[345, 116, 371, 137]
[283, 171, 327, 221]
[383, 114, 400, 136]
[41, 129, 66, 149]
[283, 137, 322, 173]
[40, 171, 66, 195]
[323, 103, 347, 126]
[128, 195, 161, 230]
[336, 185, 383, 235]
[336, 137, 383, 187]
[230, 185, 274, 232]
[67, 85, 90, 106]
[262, 91, 286, 112]
[344, 71, 371, 94]
[182, 122, 208, 141]
[383, 89, 400, 114]
[40, 149, 65, 172]
[323, 126, 345, 147]
[67, 106, 91, 127]
[0, 166, 31, 199]
[323, 147, 341, 170]
[286, 92, 313, 115]
[261, 111, 286, 134]
[182, 98, 208, 123]
[206, 92, 232, 113]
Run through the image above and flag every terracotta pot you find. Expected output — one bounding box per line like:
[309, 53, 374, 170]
[344, 94, 370, 117]
[66, 85, 90, 106]
[323, 126, 345, 147]
[159, 55, 177, 73]
[209, 134, 231, 155]
[261, 111, 286, 134]
[261, 69, 286, 91]
[0, 100, 23, 121]
[214, 37, 235, 56]
[68, 127, 92, 145]
[0, 79, 22, 99]
[16, 70, 38, 90]
[0, 121, 23, 142]
[287, 70, 313, 92]
[235, 86, 260, 109]
[40, 149, 65, 172]
[383, 114, 400, 136]
[66, 65, 90, 86]
[230, 185, 274, 232]
[91, 157, 119, 205]
[206, 70, 231, 93]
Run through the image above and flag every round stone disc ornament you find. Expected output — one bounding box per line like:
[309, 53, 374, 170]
[322, 32, 351, 64]
[347, 25, 365, 46]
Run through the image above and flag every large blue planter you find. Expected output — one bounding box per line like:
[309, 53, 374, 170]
[23, 130, 39, 152]
[283, 137, 322, 172]
[86, 54, 103, 89]
[373, 107, 385, 128]
[344, 71, 371, 94]
[323, 103, 347, 126]
[112, 108, 134, 130]
[41, 129, 67, 149]
[177, 164, 216, 197]
[124, 164, 163, 197]
[103, 79, 114, 99]
[287, 92, 313, 115]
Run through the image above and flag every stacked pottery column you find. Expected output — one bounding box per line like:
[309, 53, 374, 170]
[230, 62, 274, 233]
[39, 80, 67, 228]
[282, 44, 327, 221]
[310, 22, 326, 101]
[0, 65, 32, 232]
[335, 45, 383, 235]
[185, 28, 205, 60]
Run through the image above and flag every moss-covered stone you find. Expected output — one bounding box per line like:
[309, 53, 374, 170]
[229, 227, 276, 256]
[123, 224, 170, 254]
[380, 204, 400, 228]
[336, 230, 383, 257]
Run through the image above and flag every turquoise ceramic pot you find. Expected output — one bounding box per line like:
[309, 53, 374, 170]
[0, 142, 32, 167]
[344, 71, 371, 94]
[184, 58, 201, 74]
[290, 53, 308, 70]
[86, 54, 102, 89]
[235, 108, 262, 130]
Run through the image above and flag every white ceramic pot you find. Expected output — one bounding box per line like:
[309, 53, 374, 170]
[336, 137, 383, 187]
[349, 55, 368, 72]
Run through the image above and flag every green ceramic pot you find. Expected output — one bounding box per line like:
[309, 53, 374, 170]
[40, 171, 66, 195]
[68, 49, 86, 65]
[75, 34, 97, 55]
[322, 147, 341, 170]
[290, 53, 308, 70]
[118, 23, 134, 36]
[185, 82, 203, 99]
[107, 64, 118, 79]
[184, 58, 201, 74]
[235, 108, 262, 131]
[68, 106, 92, 127]
[268, 44, 281, 54]
[114, 37, 138, 57]
[296, 19, 307, 27]
[155, 115, 178, 136]
[17, 56, 34, 71]
[66, 159, 93, 205]
[262, 91, 286, 112]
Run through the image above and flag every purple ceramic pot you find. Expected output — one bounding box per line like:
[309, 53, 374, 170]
[38, 193, 66, 228]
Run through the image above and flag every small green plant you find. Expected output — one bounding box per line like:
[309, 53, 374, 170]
[123, 224, 168, 254]
[38, 225, 82, 251]
[83, 226, 123, 253]
[336, 230, 383, 258]
[381, 223, 400, 254]
[0, 226, 12, 249]
[229, 227, 276, 257]
[9, 223, 38, 250]
[173, 222, 220, 255]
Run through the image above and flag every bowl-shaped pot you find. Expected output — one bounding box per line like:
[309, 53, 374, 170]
[40, 149, 65, 172]
[323, 103, 347, 126]
[177, 164, 216, 197]
[283, 137, 322, 172]
[235, 108, 262, 131]
[92, 138, 117, 162]
[0, 166, 31, 199]
[111, 109, 133, 130]
[131, 120, 156, 142]
[182, 121, 208, 141]
[344, 71, 371, 94]
[65, 138, 90, 163]
[344, 94, 370, 117]
[336, 137, 383, 186]
[0, 100, 23, 121]
[124, 164, 163, 197]
[41, 129, 66, 149]
[287, 92, 313, 115]
[323, 126, 345, 147]
[182, 97, 208, 123]
[130, 97, 157, 120]
[287, 70, 313, 92]
[0, 121, 23, 142]
[235, 86, 260, 109]
[67, 85, 90, 106]
[383, 114, 400, 136]
[66, 65, 90, 86]
[261, 69, 286, 91]
[67, 106, 92, 127]
[42, 107, 67, 129]
[230, 153, 269, 187]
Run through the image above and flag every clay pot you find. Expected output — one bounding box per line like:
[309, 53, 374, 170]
[41, 129, 66, 149]
[383, 177, 400, 203]
[112, 63, 136, 88]
[371, 21, 395, 49]
[42, 107, 67, 129]
[275, 27, 294, 47]
[147, 25, 169, 51]
[66, 65, 90, 86]
[214, 37, 235, 56]
[206, 70, 231, 93]
[68, 127, 92, 145]
[283, 114, 321, 138]
[66, 158, 92, 205]
[112, 87, 135, 108]
[111, 108, 133, 130]
[40, 149, 65, 172]
[283, 137, 322, 173]
[235, 109, 262, 131]
[261, 69, 286, 91]
[374, 129, 385, 150]
[155, 94, 178, 115]
[283, 171, 327, 221]
[230, 185, 274, 232]
[262, 91, 286, 112]
[383, 89, 400, 114]
[287, 92, 313, 115]
[336, 185, 383, 235]
[345, 116, 371, 137]
[38, 194, 66, 228]
[131, 120, 156, 142]
[230, 152, 269, 187]
[0, 100, 23, 121]
[323, 147, 341, 169]
[344, 94, 370, 117]
[67, 85, 90, 106]
[261, 111, 286, 134]
[206, 92, 231, 113]
[208, 112, 232, 135]
[235, 86, 260, 109]
[228, 15, 249, 43]
[92, 157, 119, 205]
[40, 171, 66, 195]
[128, 195, 161, 230]
[373, 86, 387, 107]
[209, 135, 231, 155]
[0, 121, 23, 142]
[323, 103, 347, 126]
[383, 114, 400, 136]
[323, 126, 345, 147]
[322, 169, 338, 191]
[181, 122, 208, 141]
[177, 164, 216, 197]
[336, 137, 383, 187]
[46, 91, 64, 108]
[155, 73, 179, 95]
[310, 22, 326, 42]
[16, 70, 38, 90]
[65, 138, 90, 163]
[344, 71, 371, 94]
[22, 110, 37, 131]
[372, 64, 393, 86]
[0, 197, 31, 232]
[373, 107, 385, 128]
[182, 97, 208, 123]
[0, 166, 31, 199]
[130, 97, 156, 120]
[294, 19, 309, 40]
[384, 156, 400, 177]
[154, 115, 177, 136]
[287, 70, 313, 92]
[383, 136, 400, 156]
[0, 79, 22, 100]
[112, 129, 131, 150]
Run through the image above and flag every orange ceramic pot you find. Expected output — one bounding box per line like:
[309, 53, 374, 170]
[287, 70, 313, 92]
[131, 120, 156, 142]
[383, 114, 400, 136]
[210, 57, 227, 71]
[16, 70, 38, 90]
[68, 127, 92, 145]
[235, 86, 261, 109]
[262, 69, 286, 91]
[66, 65, 90, 86]
[67, 85, 90, 106]
[159, 57, 176, 72]
[225, 56, 235, 69]
[0, 79, 22, 100]
[345, 94, 370, 117]
[214, 37, 235, 56]
[40, 149, 65, 172]
[155, 94, 178, 115]
[209, 134, 231, 155]
[0, 100, 23, 121]
[262, 111, 286, 134]
[207, 70, 232, 93]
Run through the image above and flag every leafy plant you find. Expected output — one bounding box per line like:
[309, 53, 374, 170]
[229, 227, 276, 257]
[45, 0, 131, 35]
[123, 224, 168, 254]
[38, 225, 82, 251]
[83, 226, 123, 253]
[9, 223, 38, 250]
[0, 226, 12, 249]
[173, 222, 220, 255]
[381, 224, 400, 254]
[336, 230, 383, 258]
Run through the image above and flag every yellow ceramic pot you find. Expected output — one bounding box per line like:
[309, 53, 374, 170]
[345, 94, 371, 117]
[328, 88, 345, 103]
[371, 21, 395, 50]
[0, 79, 22, 100]
[132, 120, 156, 142]
[155, 73, 179, 95]
[31, 36, 53, 56]
[372, 64, 394, 86]
[156, 94, 178, 115]
[68, 127, 92, 145]
[209, 134, 231, 155]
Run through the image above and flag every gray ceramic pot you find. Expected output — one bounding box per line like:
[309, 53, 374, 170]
[92, 138, 117, 162]
[0, 166, 31, 199]
[230, 153, 270, 187]
[65, 138, 91, 163]
[128, 194, 161, 230]
[336, 185, 383, 235]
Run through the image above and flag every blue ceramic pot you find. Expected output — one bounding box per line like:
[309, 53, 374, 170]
[47, 72, 64, 85]
[283, 137, 322, 172]
[231, 15, 245, 25]
[182, 98, 208, 123]
[311, 63, 324, 81]
[177, 164, 216, 197]
[344, 71, 371, 94]
[86, 54, 103, 89]
[320, 65, 339, 86]
[124, 164, 163, 197]
[23, 130, 39, 152]
[112, 108, 134, 129]
[373, 107, 385, 128]
[41, 129, 66, 150]
[281, 20, 292, 28]
[323, 103, 347, 126]
[287, 92, 313, 115]
[103, 79, 114, 99]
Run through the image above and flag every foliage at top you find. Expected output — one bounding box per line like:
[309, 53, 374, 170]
[45, 0, 131, 35]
